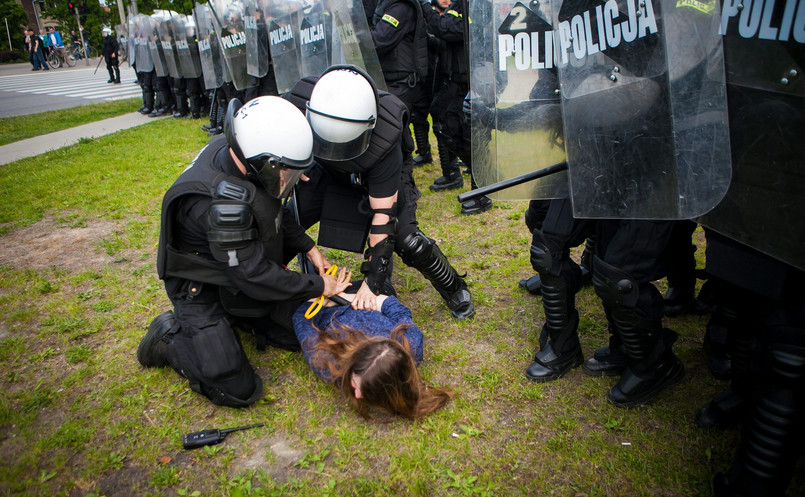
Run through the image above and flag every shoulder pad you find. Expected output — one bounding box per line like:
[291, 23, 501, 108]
[283, 76, 319, 114]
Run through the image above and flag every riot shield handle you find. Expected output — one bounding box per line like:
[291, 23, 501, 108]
[457, 162, 567, 203]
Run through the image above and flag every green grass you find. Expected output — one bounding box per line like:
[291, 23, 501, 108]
[0, 114, 802, 496]
[0, 98, 140, 146]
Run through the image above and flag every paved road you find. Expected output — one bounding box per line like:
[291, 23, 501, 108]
[0, 62, 140, 117]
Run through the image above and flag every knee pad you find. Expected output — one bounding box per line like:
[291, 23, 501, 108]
[399, 231, 433, 266]
[592, 255, 639, 309]
[168, 319, 262, 407]
[530, 230, 553, 275]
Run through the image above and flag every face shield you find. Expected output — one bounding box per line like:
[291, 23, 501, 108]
[306, 103, 376, 161]
[246, 154, 308, 200]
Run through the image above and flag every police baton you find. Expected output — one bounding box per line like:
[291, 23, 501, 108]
[93, 55, 103, 74]
[457, 161, 568, 203]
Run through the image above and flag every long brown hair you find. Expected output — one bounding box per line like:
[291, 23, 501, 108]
[309, 320, 452, 419]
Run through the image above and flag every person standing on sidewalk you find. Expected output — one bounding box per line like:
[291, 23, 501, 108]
[47, 27, 68, 67]
[26, 29, 49, 71]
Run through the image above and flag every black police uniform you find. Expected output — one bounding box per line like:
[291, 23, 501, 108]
[421, 0, 467, 190]
[284, 76, 475, 320]
[102, 34, 121, 83]
[141, 135, 325, 407]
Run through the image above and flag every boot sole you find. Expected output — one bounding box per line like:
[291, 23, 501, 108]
[607, 361, 686, 408]
[429, 181, 463, 192]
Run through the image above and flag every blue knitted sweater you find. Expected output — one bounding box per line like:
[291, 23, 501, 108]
[292, 296, 424, 381]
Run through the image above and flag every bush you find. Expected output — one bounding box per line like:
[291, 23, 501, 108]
[0, 50, 27, 64]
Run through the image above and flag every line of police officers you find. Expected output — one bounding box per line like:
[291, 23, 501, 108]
[132, 0, 804, 494]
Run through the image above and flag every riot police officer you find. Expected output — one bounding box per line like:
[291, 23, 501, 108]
[137, 96, 351, 407]
[285, 66, 475, 320]
[101, 27, 121, 84]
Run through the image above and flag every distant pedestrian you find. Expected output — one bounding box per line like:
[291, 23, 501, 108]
[47, 27, 68, 67]
[39, 29, 50, 58]
[26, 29, 49, 71]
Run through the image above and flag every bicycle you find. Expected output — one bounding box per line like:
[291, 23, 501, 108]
[47, 47, 76, 69]
[71, 43, 99, 60]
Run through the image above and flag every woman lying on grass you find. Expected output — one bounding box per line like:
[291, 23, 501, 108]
[292, 292, 452, 419]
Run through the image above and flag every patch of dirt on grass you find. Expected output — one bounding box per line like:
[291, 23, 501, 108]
[0, 218, 119, 272]
[91, 462, 151, 497]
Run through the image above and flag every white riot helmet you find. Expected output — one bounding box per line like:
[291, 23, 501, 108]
[103, 27, 113, 36]
[224, 96, 313, 199]
[306, 65, 379, 160]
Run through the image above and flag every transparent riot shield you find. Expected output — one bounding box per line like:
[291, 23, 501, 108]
[147, 16, 169, 77]
[156, 12, 183, 79]
[553, 0, 731, 219]
[324, 0, 387, 92]
[298, 0, 331, 77]
[134, 14, 154, 73]
[126, 15, 137, 67]
[171, 13, 204, 79]
[209, 0, 252, 89]
[243, 0, 270, 78]
[699, 0, 805, 271]
[194, 3, 226, 89]
[469, 0, 569, 201]
[115, 23, 129, 66]
[264, 0, 303, 92]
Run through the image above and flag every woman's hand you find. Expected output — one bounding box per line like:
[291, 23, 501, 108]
[321, 267, 352, 298]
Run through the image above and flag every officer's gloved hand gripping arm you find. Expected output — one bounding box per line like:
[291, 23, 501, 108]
[352, 192, 398, 311]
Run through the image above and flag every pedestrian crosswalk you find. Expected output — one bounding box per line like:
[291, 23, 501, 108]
[0, 65, 141, 101]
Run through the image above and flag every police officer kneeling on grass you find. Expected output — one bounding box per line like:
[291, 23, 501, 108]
[137, 96, 351, 407]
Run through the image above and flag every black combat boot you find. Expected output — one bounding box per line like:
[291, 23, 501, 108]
[583, 310, 628, 376]
[461, 173, 492, 215]
[400, 232, 475, 320]
[137, 311, 176, 368]
[518, 274, 542, 295]
[412, 119, 432, 166]
[430, 140, 463, 191]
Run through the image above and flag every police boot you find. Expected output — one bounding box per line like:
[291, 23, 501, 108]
[137, 311, 176, 368]
[173, 90, 188, 119]
[518, 274, 542, 295]
[202, 97, 218, 131]
[149, 91, 171, 117]
[713, 343, 805, 497]
[430, 141, 463, 191]
[525, 273, 584, 382]
[189, 96, 201, 119]
[139, 89, 153, 114]
[583, 309, 628, 377]
[461, 173, 493, 215]
[697, 322, 753, 429]
[400, 232, 475, 320]
[703, 303, 738, 380]
[113, 65, 121, 84]
[592, 256, 684, 407]
[412, 119, 432, 166]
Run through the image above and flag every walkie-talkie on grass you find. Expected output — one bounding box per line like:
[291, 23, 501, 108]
[182, 423, 264, 450]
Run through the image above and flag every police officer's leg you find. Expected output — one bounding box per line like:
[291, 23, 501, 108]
[186, 77, 203, 119]
[525, 199, 593, 381]
[583, 305, 629, 376]
[112, 58, 120, 83]
[714, 295, 805, 497]
[106, 58, 115, 83]
[138, 71, 154, 114]
[173, 77, 188, 118]
[663, 220, 698, 316]
[594, 220, 684, 407]
[396, 167, 474, 320]
[139, 280, 262, 407]
[519, 200, 551, 294]
[429, 84, 463, 191]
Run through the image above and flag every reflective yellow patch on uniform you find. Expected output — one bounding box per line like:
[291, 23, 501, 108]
[446, 10, 461, 17]
[381, 14, 400, 27]
[675, 0, 715, 14]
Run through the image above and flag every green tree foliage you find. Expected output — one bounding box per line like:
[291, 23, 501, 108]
[0, 0, 30, 51]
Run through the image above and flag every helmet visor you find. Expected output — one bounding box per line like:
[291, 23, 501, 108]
[306, 103, 375, 161]
[248, 155, 307, 200]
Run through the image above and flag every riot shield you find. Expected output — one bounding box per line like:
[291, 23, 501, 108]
[126, 15, 137, 67]
[323, 0, 387, 92]
[155, 11, 183, 79]
[699, 0, 805, 271]
[194, 2, 226, 89]
[243, 0, 270, 78]
[469, 0, 569, 201]
[208, 0, 252, 89]
[298, 0, 331, 77]
[171, 13, 204, 79]
[552, 0, 731, 219]
[264, 0, 303, 92]
[147, 16, 170, 77]
[134, 14, 154, 73]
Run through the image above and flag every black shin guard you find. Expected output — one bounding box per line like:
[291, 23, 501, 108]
[399, 232, 474, 320]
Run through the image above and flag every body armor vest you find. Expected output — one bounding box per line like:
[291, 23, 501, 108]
[157, 137, 284, 287]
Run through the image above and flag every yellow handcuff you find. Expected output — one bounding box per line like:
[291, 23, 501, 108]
[305, 265, 339, 319]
